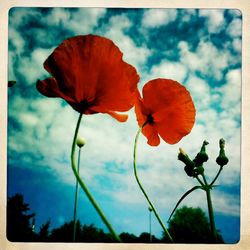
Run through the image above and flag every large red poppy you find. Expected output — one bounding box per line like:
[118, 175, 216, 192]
[37, 35, 140, 122]
[135, 79, 196, 146]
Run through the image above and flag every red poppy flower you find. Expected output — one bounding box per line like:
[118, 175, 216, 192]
[135, 79, 196, 146]
[37, 35, 140, 122]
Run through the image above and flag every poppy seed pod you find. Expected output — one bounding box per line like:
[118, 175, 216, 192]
[193, 140, 209, 166]
[216, 138, 229, 166]
[76, 137, 86, 148]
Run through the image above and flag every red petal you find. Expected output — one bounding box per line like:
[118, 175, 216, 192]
[106, 111, 128, 122]
[36, 78, 75, 103]
[44, 35, 139, 113]
[138, 78, 195, 145]
[142, 124, 160, 146]
[134, 89, 149, 127]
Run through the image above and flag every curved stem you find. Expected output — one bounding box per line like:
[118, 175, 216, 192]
[168, 186, 203, 222]
[133, 127, 173, 242]
[71, 113, 121, 242]
[210, 166, 223, 187]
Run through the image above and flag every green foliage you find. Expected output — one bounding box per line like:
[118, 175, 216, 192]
[7, 194, 224, 243]
[165, 206, 223, 243]
[38, 220, 51, 241]
[49, 221, 114, 242]
[137, 232, 161, 243]
[119, 232, 138, 243]
[7, 193, 36, 241]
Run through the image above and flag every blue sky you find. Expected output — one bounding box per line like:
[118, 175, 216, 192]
[7, 8, 241, 243]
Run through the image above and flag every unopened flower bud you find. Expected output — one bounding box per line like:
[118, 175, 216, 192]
[76, 137, 86, 148]
[193, 140, 209, 166]
[178, 148, 195, 177]
[178, 148, 193, 165]
[184, 164, 194, 177]
[216, 138, 229, 166]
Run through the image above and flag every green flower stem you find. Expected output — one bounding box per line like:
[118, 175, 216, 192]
[168, 186, 202, 222]
[195, 175, 205, 187]
[201, 173, 208, 186]
[71, 113, 122, 242]
[205, 188, 217, 242]
[73, 147, 81, 241]
[133, 127, 174, 243]
[202, 173, 217, 242]
[210, 166, 223, 187]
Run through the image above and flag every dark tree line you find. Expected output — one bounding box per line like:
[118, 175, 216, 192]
[7, 193, 223, 243]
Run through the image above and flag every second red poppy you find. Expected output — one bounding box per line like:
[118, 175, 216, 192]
[135, 78, 196, 146]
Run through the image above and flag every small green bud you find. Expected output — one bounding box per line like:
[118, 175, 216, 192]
[76, 137, 86, 148]
[216, 138, 229, 166]
[184, 164, 194, 177]
[178, 148, 195, 177]
[193, 140, 209, 166]
[178, 148, 195, 166]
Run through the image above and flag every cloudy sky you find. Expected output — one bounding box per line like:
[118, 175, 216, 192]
[7, 8, 241, 243]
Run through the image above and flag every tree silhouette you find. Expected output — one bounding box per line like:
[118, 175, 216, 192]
[138, 232, 161, 243]
[7, 193, 36, 241]
[6, 193, 224, 243]
[38, 220, 51, 241]
[119, 232, 137, 243]
[49, 221, 114, 242]
[164, 206, 223, 243]
[50, 220, 79, 242]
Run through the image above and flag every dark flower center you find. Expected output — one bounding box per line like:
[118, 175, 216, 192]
[78, 100, 94, 112]
[147, 114, 154, 124]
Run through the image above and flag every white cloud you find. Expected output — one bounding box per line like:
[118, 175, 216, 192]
[142, 9, 177, 28]
[44, 8, 107, 35]
[227, 18, 242, 38]
[178, 40, 230, 81]
[232, 38, 241, 53]
[218, 68, 241, 109]
[147, 60, 188, 83]
[199, 9, 225, 33]
[8, 27, 25, 54]
[101, 14, 152, 71]
[16, 48, 52, 85]
[186, 75, 211, 109]
[213, 190, 240, 216]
